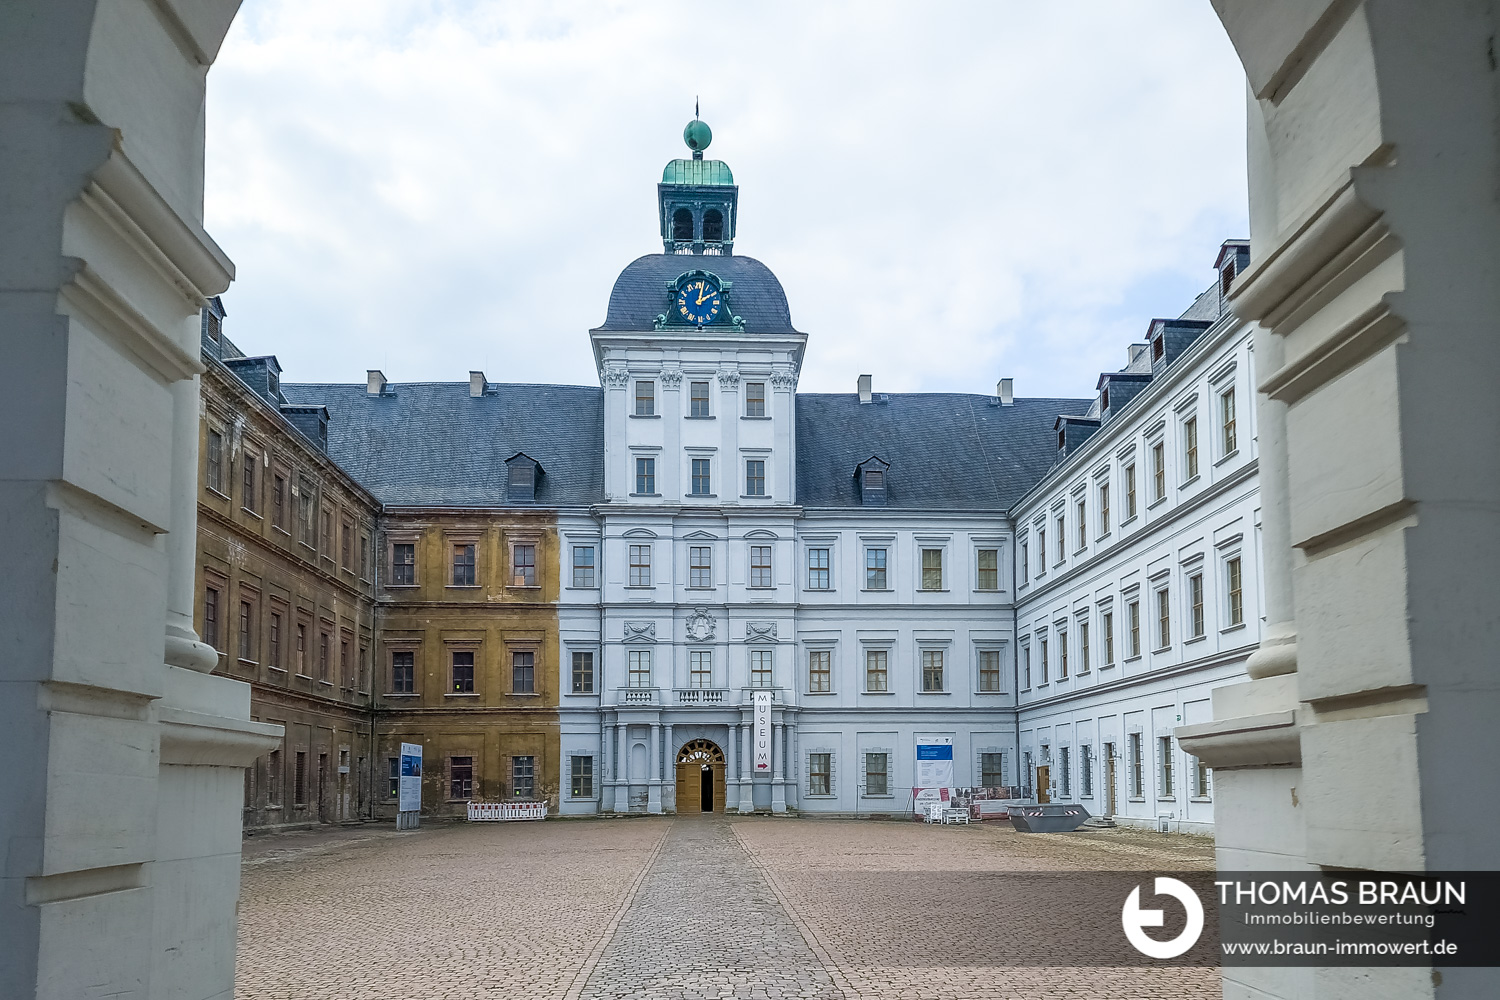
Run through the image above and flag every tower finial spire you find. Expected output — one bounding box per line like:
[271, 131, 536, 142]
[695, 96, 699, 120]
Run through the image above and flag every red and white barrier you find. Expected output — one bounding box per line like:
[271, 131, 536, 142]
[467, 801, 547, 822]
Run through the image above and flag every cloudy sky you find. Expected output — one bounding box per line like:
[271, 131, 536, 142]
[206, 0, 1247, 399]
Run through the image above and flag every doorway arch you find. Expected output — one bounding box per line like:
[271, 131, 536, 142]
[674, 738, 726, 814]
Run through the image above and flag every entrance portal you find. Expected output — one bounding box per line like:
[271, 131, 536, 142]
[674, 739, 726, 814]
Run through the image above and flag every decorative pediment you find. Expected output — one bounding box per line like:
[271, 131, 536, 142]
[685, 607, 717, 643]
[624, 621, 657, 643]
[682, 530, 719, 541]
[745, 621, 777, 642]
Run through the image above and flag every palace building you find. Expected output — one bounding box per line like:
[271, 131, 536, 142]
[209, 117, 1261, 828]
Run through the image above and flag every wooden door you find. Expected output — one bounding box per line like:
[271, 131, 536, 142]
[1036, 765, 1051, 804]
[675, 762, 702, 814]
[710, 763, 726, 813]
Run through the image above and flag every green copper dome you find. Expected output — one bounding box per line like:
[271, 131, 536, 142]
[661, 158, 735, 185]
[683, 118, 712, 152]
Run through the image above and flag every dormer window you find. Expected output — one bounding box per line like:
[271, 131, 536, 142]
[1100, 386, 1109, 411]
[856, 457, 890, 507]
[505, 453, 540, 503]
[1058, 429, 1067, 450]
[1220, 260, 1235, 296]
[1152, 335, 1165, 362]
[205, 311, 221, 343]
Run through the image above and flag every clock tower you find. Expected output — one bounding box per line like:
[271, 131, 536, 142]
[659, 114, 738, 255]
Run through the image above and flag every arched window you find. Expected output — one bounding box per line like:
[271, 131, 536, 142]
[702, 208, 723, 242]
[672, 208, 694, 241]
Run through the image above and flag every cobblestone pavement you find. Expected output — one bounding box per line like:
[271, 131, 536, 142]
[236, 817, 1219, 999]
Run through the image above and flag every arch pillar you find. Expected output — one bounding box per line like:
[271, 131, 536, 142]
[1182, 4, 1500, 997]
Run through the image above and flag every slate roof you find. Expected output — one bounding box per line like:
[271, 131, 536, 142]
[794, 393, 1091, 511]
[278, 382, 605, 508]
[594, 254, 802, 335]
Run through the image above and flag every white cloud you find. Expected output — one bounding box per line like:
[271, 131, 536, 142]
[206, 0, 1247, 399]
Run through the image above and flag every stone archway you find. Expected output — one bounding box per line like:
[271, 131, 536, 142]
[674, 738, 727, 815]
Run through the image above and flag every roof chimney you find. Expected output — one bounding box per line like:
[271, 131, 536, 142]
[998, 378, 1014, 406]
[857, 374, 873, 404]
[469, 370, 487, 397]
[366, 370, 387, 395]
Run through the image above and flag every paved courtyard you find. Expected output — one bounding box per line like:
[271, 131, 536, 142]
[235, 817, 1218, 999]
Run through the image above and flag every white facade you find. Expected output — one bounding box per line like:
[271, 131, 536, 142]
[1014, 273, 1260, 834]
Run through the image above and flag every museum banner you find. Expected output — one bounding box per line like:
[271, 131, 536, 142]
[753, 691, 772, 773]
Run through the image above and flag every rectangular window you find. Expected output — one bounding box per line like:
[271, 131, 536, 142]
[745, 382, 766, 417]
[1022, 644, 1031, 688]
[1156, 588, 1171, 649]
[358, 645, 368, 691]
[238, 600, 252, 660]
[1076, 499, 1087, 550]
[978, 650, 1001, 692]
[392, 650, 415, 693]
[321, 510, 333, 556]
[512, 651, 535, 693]
[295, 622, 306, 674]
[1125, 464, 1137, 519]
[865, 649, 888, 692]
[294, 751, 307, 806]
[1152, 441, 1166, 500]
[1190, 572, 1205, 638]
[1079, 620, 1090, 672]
[1221, 387, 1237, 454]
[340, 639, 349, 688]
[1129, 732, 1144, 797]
[571, 651, 594, 693]
[1055, 514, 1065, 562]
[1060, 746, 1072, 797]
[976, 548, 998, 590]
[745, 459, 766, 496]
[628, 544, 651, 587]
[512, 544, 536, 587]
[318, 631, 329, 680]
[203, 587, 220, 649]
[634, 380, 655, 416]
[920, 548, 943, 590]
[921, 649, 944, 692]
[864, 547, 887, 590]
[1081, 745, 1094, 798]
[689, 546, 712, 588]
[450, 756, 474, 799]
[452, 543, 476, 586]
[1103, 610, 1115, 665]
[806, 547, 830, 590]
[512, 756, 535, 800]
[1057, 630, 1068, 679]
[1159, 736, 1175, 797]
[392, 543, 415, 586]
[635, 457, 656, 494]
[689, 380, 711, 417]
[1184, 416, 1199, 479]
[1020, 540, 1029, 583]
[1227, 556, 1244, 626]
[691, 458, 712, 495]
[572, 546, 596, 588]
[1039, 635, 1049, 684]
[242, 451, 258, 511]
[864, 753, 889, 796]
[628, 649, 651, 687]
[273, 474, 287, 529]
[341, 518, 352, 569]
[981, 752, 1006, 788]
[807, 650, 831, 692]
[1194, 755, 1211, 798]
[269, 612, 282, 669]
[749, 545, 773, 588]
[206, 430, 223, 493]
[1099, 481, 1110, 535]
[571, 756, 594, 798]
[452, 650, 475, 693]
[750, 649, 773, 687]
[689, 649, 712, 688]
[1036, 528, 1046, 571]
[386, 757, 397, 800]
[808, 753, 831, 795]
[1128, 600, 1141, 657]
[360, 533, 370, 579]
[298, 478, 315, 544]
[267, 749, 283, 806]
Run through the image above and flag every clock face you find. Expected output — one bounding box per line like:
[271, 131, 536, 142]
[676, 277, 722, 325]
